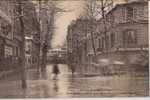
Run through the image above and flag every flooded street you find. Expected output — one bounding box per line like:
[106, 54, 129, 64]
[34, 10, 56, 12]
[0, 0, 149, 98]
[0, 64, 149, 98]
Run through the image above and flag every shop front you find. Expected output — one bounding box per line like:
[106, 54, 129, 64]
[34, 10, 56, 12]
[0, 38, 20, 71]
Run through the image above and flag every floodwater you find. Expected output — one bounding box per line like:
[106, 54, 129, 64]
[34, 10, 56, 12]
[0, 64, 149, 98]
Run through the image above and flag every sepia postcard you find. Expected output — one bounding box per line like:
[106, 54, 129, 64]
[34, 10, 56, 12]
[0, 0, 149, 98]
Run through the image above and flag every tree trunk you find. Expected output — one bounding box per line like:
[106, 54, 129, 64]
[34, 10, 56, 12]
[91, 31, 96, 57]
[37, 44, 40, 73]
[40, 9, 54, 72]
[41, 44, 47, 72]
[90, 20, 97, 62]
[18, 1, 27, 89]
[37, 0, 41, 73]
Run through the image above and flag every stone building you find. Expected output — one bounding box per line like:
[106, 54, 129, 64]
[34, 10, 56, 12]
[67, 19, 89, 64]
[67, 18, 99, 63]
[0, 0, 20, 71]
[67, 20, 80, 64]
[93, 1, 149, 75]
[96, 1, 148, 53]
[67, 1, 148, 74]
[0, 0, 40, 70]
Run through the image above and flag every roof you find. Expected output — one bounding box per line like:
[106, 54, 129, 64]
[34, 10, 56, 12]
[107, 1, 147, 15]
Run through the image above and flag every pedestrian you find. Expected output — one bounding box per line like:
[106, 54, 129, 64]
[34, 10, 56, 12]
[70, 63, 75, 75]
[52, 59, 60, 80]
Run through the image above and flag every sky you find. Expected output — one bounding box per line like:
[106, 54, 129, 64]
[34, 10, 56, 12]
[51, 0, 85, 48]
[51, 0, 129, 48]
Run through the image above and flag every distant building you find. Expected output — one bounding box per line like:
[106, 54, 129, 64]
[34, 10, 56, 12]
[47, 48, 67, 63]
[67, 18, 98, 64]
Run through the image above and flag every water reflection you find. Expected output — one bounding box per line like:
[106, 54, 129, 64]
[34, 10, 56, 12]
[52, 80, 59, 92]
[45, 64, 149, 97]
[0, 64, 148, 98]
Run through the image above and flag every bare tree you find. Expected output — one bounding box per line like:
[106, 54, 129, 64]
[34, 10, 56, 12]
[38, 0, 55, 72]
[83, 0, 113, 60]
[98, 0, 113, 51]
[38, 0, 68, 72]
[83, 0, 98, 58]
[17, 0, 27, 89]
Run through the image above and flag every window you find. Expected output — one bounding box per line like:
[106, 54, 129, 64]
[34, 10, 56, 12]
[102, 37, 105, 50]
[99, 38, 101, 49]
[110, 34, 115, 48]
[123, 30, 137, 46]
[138, 6, 144, 18]
[0, 39, 5, 59]
[122, 7, 126, 22]
[16, 47, 18, 56]
[127, 7, 134, 21]
[107, 13, 114, 24]
[133, 7, 138, 19]
[97, 38, 102, 51]
[106, 36, 109, 48]
[4, 45, 13, 58]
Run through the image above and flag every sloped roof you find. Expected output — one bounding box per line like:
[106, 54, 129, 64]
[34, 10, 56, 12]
[107, 1, 147, 15]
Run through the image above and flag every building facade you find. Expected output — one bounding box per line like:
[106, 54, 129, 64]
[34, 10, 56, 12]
[0, 0, 40, 71]
[0, 0, 21, 71]
[23, 0, 40, 68]
[96, 1, 148, 53]
[67, 1, 148, 74]
[67, 19, 89, 64]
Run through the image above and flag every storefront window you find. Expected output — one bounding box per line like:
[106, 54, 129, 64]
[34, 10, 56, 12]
[4, 45, 13, 58]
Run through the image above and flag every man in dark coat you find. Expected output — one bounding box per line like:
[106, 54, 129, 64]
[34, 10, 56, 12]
[52, 58, 60, 80]
[52, 63, 60, 75]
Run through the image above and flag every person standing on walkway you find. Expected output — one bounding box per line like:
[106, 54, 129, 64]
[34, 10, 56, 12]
[52, 59, 60, 80]
[70, 63, 75, 75]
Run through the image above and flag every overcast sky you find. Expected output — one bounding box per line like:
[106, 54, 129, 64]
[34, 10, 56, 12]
[51, 0, 85, 48]
[50, 0, 129, 48]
